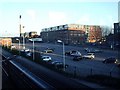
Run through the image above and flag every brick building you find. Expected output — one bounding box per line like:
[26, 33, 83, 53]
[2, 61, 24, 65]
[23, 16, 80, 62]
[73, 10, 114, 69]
[41, 24, 102, 45]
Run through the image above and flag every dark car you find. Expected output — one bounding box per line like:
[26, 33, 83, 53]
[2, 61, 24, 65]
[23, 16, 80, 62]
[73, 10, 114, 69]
[103, 58, 118, 64]
[55, 62, 68, 69]
[51, 61, 68, 69]
[73, 56, 82, 61]
[48, 61, 61, 67]
[87, 49, 95, 53]
[117, 63, 120, 68]
[65, 51, 71, 55]
[84, 48, 88, 51]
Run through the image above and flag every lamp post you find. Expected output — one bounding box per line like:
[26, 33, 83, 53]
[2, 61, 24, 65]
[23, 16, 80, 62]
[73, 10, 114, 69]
[16, 38, 20, 55]
[57, 40, 65, 71]
[33, 40, 35, 61]
[19, 15, 21, 37]
[22, 26, 25, 49]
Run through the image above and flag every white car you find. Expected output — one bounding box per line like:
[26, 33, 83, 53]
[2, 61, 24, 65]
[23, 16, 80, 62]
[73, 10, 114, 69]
[11, 45, 16, 49]
[41, 56, 52, 62]
[21, 49, 31, 52]
[83, 53, 95, 59]
[71, 51, 81, 56]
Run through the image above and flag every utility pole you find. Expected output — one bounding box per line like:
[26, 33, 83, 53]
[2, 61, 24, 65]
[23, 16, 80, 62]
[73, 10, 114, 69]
[23, 26, 25, 49]
[33, 40, 35, 61]
[57, 40, 66, 71]
[19, 15, 21, 37]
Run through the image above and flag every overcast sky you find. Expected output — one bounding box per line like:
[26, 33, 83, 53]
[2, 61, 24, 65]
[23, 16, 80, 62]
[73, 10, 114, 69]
[0, 0, 119, 37]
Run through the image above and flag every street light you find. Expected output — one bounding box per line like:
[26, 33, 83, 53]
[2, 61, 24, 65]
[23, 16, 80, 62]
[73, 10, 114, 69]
[32, 40, 35, 61]
[22, 26, 25, 49]
[57, 40, 65, 71]
[16, 38, 20, 56]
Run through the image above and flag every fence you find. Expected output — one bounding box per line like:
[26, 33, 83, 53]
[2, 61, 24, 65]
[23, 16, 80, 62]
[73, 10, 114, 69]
[64, 65, 120, 79]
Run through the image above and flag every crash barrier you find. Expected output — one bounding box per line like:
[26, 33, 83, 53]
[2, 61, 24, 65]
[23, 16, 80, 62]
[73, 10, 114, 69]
[2, 55, 54, 89]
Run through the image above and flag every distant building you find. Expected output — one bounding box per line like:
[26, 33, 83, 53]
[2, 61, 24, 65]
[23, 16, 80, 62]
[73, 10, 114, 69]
[24, 32, 30, 38]
[114, 23, 120, 47]
[29, 31, 37, 38]
[41, 24, 102, 45]
[0, 38, 12, 46]
[87, 25, 102, 43]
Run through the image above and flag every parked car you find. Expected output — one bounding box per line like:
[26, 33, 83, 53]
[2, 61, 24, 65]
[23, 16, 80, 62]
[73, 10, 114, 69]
[102, 57, 118, 64]
[94, 49, 103, 53]
[44, 48, 54, 53]
[87, 49, 95, 53]
[11, 45, 16, 49]
[20, 49, 31, 53]
[41, 56, 52, 62]
[65, 51, 71, 55]
[54, 62, 68, 69]
[49, 61, 68, 69]
[65, 50, 81, 56]
[83, 53, 95, 59]
[86, 48, 102, 53]
[51, 61, 60, 65]
[20, 49, 31, 56]
[117, 63, 120, 68]
[73, 56, 82, 61]
[84, 48, 88, 51]
[26, 52, 32, 57]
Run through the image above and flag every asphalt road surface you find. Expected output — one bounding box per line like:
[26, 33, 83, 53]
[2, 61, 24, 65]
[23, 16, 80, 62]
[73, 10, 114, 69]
[13, 42, 120, 78]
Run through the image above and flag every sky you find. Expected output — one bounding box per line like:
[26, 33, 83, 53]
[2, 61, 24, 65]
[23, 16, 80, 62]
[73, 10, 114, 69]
[0, 0, 119, 37]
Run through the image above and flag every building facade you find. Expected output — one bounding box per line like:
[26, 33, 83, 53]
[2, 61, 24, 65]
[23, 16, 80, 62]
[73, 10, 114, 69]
[24, 31, 38, 38]
[0, 38, 12, 46]
[24, 32, 30, 38]
[29, 31, 37, 38]
[41, 24, 102, 45]
[85, 25, 102, 43]
[114, 23, 120, 48]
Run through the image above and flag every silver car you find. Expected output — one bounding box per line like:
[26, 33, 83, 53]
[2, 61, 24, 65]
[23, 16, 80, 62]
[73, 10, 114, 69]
[41, 56, 52, 62]
[83, 53, 95, 59]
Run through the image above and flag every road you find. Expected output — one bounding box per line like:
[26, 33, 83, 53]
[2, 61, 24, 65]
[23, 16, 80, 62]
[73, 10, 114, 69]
[1, 49, 90, 89]
[13, 42, 120, 78]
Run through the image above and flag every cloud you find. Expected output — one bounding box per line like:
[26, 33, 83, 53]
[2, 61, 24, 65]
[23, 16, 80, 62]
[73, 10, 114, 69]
[48, 11, 67, 26]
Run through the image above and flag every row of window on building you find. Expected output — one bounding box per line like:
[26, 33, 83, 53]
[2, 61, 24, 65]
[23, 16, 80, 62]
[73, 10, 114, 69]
[41, 24, 102, 44]
[19, 24, 103, 45]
